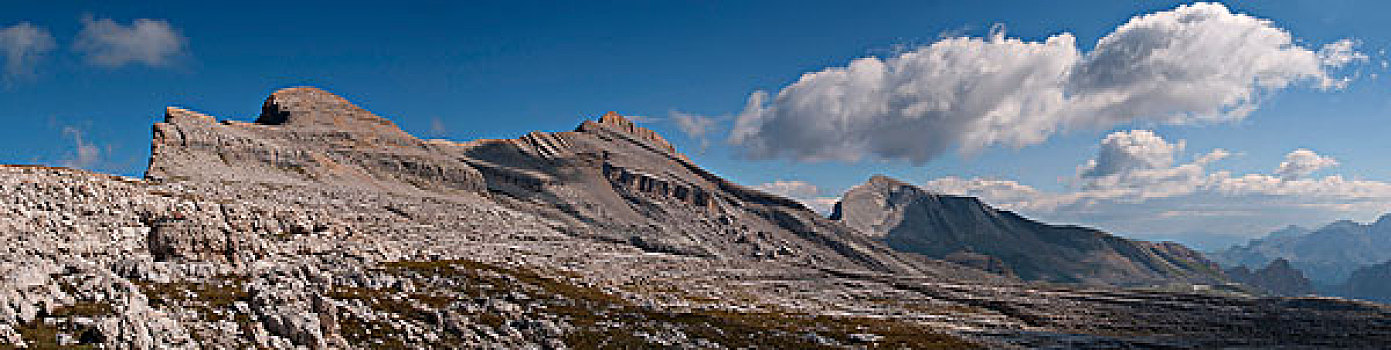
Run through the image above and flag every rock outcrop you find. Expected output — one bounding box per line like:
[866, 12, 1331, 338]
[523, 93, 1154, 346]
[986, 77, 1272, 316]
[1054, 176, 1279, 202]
[0, 87, 1387, 349]
[148, 88, 486, 194]
[832, 175, 1227, 286]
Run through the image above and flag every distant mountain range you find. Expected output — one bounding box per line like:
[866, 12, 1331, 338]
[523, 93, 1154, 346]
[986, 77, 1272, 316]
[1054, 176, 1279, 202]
[831, 175, 1226, 287]
[1224, 258, 1315, 296]
[1212, 215, 1391, 299]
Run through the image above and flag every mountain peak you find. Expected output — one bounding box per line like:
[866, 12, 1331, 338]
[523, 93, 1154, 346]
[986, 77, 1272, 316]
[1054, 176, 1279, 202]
[1373, 213, 1391, 229]
[254, 87, 404, 135]
[577, 111, 678, 155]
[597, 111, 630, 125]
[834, 175, 1224, 286]
[867, 174, 908, 187]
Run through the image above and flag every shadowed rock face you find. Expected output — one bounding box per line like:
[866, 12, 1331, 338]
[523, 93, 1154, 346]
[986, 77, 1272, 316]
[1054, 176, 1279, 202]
[832, 175, 1227, 286]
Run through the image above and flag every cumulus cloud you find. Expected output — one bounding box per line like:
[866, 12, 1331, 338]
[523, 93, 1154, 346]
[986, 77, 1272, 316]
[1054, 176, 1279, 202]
[752, 180, 841, 214]
[74, 16, 187, 68]
[924, 130, 1391, 237]
[730, 3, 1360, 164]
[1078, 130, 1183, 178]
[671, 111, 718, 152]
[0, 22, 55, 82]
[1274, 148, 1338, 180]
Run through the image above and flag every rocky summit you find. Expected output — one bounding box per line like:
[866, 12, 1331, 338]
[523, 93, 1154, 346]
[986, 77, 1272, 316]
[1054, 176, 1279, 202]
[832, 175, 1226, 286]
[0, 87, 1387, 349]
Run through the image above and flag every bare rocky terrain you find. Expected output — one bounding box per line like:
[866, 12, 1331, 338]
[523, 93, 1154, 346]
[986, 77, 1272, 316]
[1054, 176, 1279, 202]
[0, 87, 1386, 349]
[832, 176, 1226, 286]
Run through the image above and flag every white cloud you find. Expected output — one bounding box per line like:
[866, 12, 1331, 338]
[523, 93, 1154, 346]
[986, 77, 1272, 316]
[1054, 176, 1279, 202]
[0, 22, 55, 82]
[752, 180, 840, 214]
[1319, 39, 1369, 68]
[60, 126, 102, 169]
[74, 16, 187, 68]
[622, 115, 662, 124]
[1274, 148, 1338, 180]
[923, 130, 1391, 237]
[671, 111, 718, 152]
[1078, 130, 1183, 178]
[729, 3, 1359, 164]
[753, 180, 820, 198]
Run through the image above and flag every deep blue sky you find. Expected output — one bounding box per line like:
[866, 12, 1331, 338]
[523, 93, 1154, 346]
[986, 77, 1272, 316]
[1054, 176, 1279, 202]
[4, 1, 1390, 247]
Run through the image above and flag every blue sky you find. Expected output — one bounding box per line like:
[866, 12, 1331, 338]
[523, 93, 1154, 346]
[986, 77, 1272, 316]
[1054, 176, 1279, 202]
[3, 1, 1390, 249]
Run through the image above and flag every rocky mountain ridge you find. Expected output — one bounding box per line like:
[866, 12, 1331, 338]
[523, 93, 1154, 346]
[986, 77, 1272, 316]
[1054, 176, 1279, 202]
[1226, 258, 1316, 296]
[1214, 215, 1391, 287]
[0, 87, 1384, 348]
[832, 175, 1226, 286]
[1341, 261, 1391, 303]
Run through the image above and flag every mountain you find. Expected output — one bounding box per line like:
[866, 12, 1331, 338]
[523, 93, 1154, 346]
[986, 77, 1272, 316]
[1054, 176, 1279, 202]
[149, 87, 984, 279]
[1225, 258, 1316, 296]
[832, 175, 1226, 286]
[1213, 215, 1391, 286]
[0, 87, 1386, 348]
[1341, 261, 1391, 303]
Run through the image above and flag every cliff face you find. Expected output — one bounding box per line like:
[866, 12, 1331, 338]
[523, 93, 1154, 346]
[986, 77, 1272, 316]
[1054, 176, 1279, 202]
[833, 175, 1227, 286]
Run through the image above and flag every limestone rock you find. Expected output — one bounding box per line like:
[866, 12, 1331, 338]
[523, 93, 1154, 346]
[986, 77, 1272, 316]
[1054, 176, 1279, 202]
[147, 87, 486, 194]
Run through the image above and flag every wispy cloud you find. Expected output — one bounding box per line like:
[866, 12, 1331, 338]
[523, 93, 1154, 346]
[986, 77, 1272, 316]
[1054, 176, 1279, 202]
[74, 16, 187, 68]
[752, 180, 841, 214]
[925, 131, 1391, 237]
[0, 22, 55, 84]
[670, 111, 719, 153]
[427, 116, 448, 137]
[59, 126, 103, 169]
[729, 3, 1364, 164]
